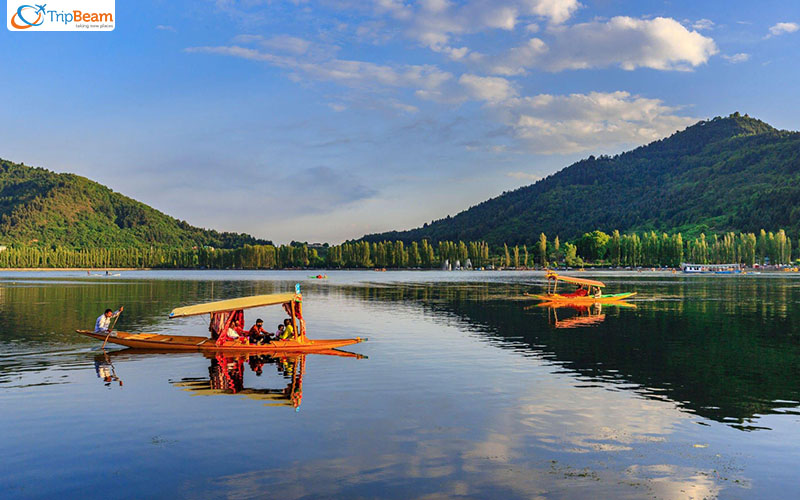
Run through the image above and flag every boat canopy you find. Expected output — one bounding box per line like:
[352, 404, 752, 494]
[545, 272, 605, 288]
[169, 292, 298, 318]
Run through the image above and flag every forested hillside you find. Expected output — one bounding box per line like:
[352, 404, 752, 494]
[362, 114, 800, 245]
[0, 159, 270, 249]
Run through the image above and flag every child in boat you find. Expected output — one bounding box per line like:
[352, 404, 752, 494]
[283, 319, 294, 339]
[275, 324, 286, 340]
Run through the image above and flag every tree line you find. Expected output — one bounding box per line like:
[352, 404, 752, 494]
[0, 229, 796, 269]
[0, 245, 320, 269]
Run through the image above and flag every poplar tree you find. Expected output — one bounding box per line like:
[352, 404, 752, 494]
[538, 233, 547, 268]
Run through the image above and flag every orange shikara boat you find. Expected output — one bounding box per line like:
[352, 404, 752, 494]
[530, 271, 636, 303]
[77, 286, 366, 352]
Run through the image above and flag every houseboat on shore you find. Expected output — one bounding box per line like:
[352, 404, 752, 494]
[681, 263, 742, 274]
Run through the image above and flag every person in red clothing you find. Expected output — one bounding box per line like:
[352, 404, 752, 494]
[248, 318, 271, 344]
[562, 286, 588, 298]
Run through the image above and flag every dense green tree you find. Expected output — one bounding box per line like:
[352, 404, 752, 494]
[563, 243, 582, 267]
[578, 231, 610, 262]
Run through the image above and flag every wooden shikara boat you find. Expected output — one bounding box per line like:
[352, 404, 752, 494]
[531, 272, 636, 303]
[76, 330, 365, 352]
[78, 288, 366, 352]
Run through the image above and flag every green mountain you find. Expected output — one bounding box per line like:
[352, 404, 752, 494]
[0, 158, 270, 249]
[362, 113, 800, 245]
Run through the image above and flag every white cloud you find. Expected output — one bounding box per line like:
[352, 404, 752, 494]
[187, 25, 696, 157]
[489, 91, 695, 154]
[767, 22, 799, 37]
[187, 41, 695, 155]
[260, 34, 314, 55]
[692, 19, 714, 31]
[376, 0, 581, 59]
[389, 100, 420, 113]
[459, 74, 517, 102]
[489, 16, 718, 74]
[722, 53, 750, 63]
[231, 34, 339, 58]
[487, 38, 547, 75]
[155, 24, 176, 32]
[506, 171, 540, 181]
[186, 45, 452, 93]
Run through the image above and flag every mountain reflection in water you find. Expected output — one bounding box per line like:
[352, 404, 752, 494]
[336, 279, 800, 428]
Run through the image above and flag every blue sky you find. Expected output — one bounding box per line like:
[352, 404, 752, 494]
[2, 0, 799, 243]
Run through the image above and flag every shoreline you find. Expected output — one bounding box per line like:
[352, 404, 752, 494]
[0, 267, 152, 272]
[0, 267, 792, 273]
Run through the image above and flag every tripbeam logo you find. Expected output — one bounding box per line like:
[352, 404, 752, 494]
[7, 0, 114, 31]
[10, 4, 45, 28]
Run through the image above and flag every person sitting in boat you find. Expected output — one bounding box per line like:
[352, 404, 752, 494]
[280, 319, 294, 340]
[591, 286, 601, 298]
[275, 324, 286, 340]
[562, 286, 588, 298]
[95, 306, 123, 332]
[225, 319, 246, 341]
[248, 319, 271, 344]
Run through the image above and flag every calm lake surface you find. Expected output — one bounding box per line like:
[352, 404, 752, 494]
[2, 270, 799, 499]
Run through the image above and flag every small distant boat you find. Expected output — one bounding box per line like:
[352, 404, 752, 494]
[307, 274, 328, 279]
[86, 271, 121, 277]
[529, 272, 636, 303]
[78, 287, 366, 352]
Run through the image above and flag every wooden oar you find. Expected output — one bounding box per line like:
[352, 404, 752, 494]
[101, 308, 123, 349]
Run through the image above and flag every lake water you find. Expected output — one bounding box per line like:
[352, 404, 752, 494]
[1, 270, 799, 499]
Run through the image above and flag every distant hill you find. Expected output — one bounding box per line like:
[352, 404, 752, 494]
[362, 113, 800, 245]
[0, 158, 271, 249]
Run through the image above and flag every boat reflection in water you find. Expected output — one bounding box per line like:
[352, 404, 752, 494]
[170, 349, 365, 410]
[534, 301, 636, 329]
[94, 352, 123, 387]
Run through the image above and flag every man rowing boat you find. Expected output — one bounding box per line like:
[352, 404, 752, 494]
[95, 306, 124, 333]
